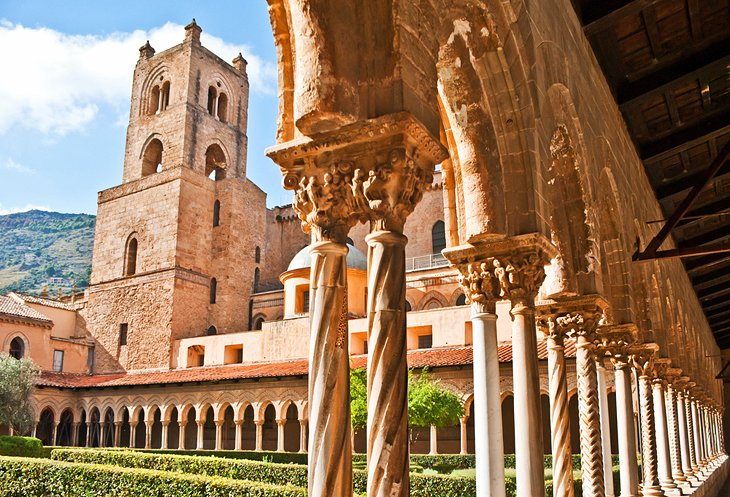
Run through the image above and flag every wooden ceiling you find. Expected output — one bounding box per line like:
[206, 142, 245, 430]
[570, 0, 730, 348]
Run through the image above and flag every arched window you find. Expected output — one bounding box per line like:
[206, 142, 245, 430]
[456, 293, 467, 306]
[142, 139, 163, 176]
[253, 268, 260, 293]
[253, 316, 265, 330]
[207, 86, 217, 115]
[432, 220, 446, 254]
[160, 81, 171, 111]
[210, 278, 217, 304]
[206, 326, 217, 336]
[213, 200, 221, 227]
[254, 246, 261, 263]
[205, 144, 226, 180]
[149, 86, 160, 115]
[217, 93, 228, 123]
[405, 300, 412, 313]
[9, 337, 24, 359]
[124, 237, 138, 276]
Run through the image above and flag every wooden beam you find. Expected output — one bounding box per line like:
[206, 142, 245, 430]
[642, 5, 665, 60]
[634, 140, 730, 261]
[677, 225, 730, 249]
[636, 244, 730, 261]
[694, 270, 730, 291]
[685, 252, 730, 273]
[639, 111, 730, 159]
[700, 285, 730, 303]
[584, 0, 661, 35]
[687, 0, 703, 41]
[704, 300, 730, 315]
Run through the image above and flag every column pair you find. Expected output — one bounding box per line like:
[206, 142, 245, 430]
[267, 113, 447, 497]
[447, 233, 555, 497]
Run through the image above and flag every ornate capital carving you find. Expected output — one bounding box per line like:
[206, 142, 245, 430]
[267, 112, 447, 240]
[536, 295, 606, 344]
[652, 358, 672, 383]
[456, 261, 499, 313]
[628, 343, 660, 378]
[596, 323, 638, 365]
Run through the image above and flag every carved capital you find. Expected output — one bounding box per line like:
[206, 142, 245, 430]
[267, 112, 447, 240]
[628, 343, 660, 378]
[596, 323, 638, 365]
[665, 367, 683, 385]
[536, 295, 607, 344]
[652, 358, 672, 383]
[456, 260, 499, 312]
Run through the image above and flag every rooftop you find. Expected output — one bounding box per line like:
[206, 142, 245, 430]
[0, 295, 52, 325]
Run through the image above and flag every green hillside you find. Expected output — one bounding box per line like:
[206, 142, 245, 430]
[0, 210, 95, 295]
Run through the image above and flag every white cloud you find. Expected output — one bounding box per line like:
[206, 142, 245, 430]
[1, 158, 34, 174]
[0, 203, 51, 215]
[0, 20, 277, 135]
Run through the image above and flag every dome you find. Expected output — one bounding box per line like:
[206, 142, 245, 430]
[287, 244, 367, 271]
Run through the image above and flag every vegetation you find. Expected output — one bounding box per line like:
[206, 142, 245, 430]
[0, 456, 306, 497]
[0, 355, 39, 434]
[350, 367, 464, 432]
[0, 210, 94, 295]
[0, 436, 43, 458]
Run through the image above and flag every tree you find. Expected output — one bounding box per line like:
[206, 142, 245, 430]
[349, 366, 464, 430]
[0, 354, 39, 434]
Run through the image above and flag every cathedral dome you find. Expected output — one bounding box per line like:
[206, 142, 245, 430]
[287, 244, 367, 271]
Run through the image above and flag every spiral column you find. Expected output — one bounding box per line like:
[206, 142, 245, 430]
[650, 366, 677, 494]
[576, 331, 605, 497]
[663, 372, 687, 486]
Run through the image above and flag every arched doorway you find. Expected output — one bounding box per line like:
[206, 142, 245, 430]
[36, 408, 55, 446]
[88, 408, 101, 447]
[150, 407, 162, 448]
[102, 408, 114, 447]
[203, 406, 215, 450]
[261, 404, 277, 451]
[56, 410, 74, 446]
[501, 395, 516, 454]
[119, 408, 131, 448]
[242, 405, 256, 450]
[184, 407, 197, 449]
[221, 406, 236, 450]
[283, 404, 300, 452]
[134, 410, 145, 449]
[167, 407, 180, 450]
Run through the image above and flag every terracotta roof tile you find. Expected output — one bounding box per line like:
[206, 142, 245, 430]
[9, 292, 76, 311]
[37, 341, 575, 390]
[0, 295, 52, 324]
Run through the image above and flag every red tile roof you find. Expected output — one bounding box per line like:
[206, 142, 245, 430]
[0, 295, 52, 324]
[37, 341, 576, 390]
[10, 292, 76, 311]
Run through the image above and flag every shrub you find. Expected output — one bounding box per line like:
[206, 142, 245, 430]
[0, 436, 43, 458]
[51, 448, 309, 487]
[102, 447, 309, 465]
[0, 456, 307, 497]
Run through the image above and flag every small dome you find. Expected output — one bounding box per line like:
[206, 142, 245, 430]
[287, 244, 367, 271]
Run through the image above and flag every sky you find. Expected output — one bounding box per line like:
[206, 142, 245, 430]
[0, 0, 291, 215]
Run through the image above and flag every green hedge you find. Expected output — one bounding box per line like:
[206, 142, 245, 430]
[0, 436, 43, 458]
[93, 447, 309, 465]
[52, 448, 475, 497]
[504, 453, 621, 470]
[0, 456, 306, 497]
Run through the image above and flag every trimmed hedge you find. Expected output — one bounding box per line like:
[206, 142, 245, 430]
[0, 436, 43, 458]
[0, 456, 307, 497]
[105, 447, 309, 465]
[52, 448, 475, 497]
[504, 453, 621, 470]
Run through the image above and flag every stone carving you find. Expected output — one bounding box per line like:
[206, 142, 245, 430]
[550, 125, 574, 161]
[456, 261, 499, 313]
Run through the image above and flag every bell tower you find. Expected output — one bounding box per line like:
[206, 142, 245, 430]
[82, 21, 266, 373]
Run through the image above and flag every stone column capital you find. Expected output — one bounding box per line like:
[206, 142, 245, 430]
[651, 358, 672, 384]
[113, 421, 122, 427]
[267, 113, 447, 240]
[234, 420, 243, 427]
[628, 342, 660, 378]
[595, 323, 638, 364]
[214, 420, 224, 428]
[536, 295, 607, 345]
[276, 419, 287, 427]
[254, 419, 265, 427]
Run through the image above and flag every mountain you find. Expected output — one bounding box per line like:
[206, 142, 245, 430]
[0, 210, 95, 295]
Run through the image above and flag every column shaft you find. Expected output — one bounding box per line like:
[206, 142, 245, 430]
[676, 393, 693, 477]
[511, 299, 546, 497]
[472, 309, 506, 497]
[429, 425, 438, 456]
[664, 385, 686, 483]
[178, 422, 187, 450]
[576, 337, 605, 497]
[308, 241, 352, 497]
[460, 417, 468, 455]
[652, 381, 676, 493]
[366, 231, 409, 497]
[161, 422, 169, 450]
[235, 421, 243, 451]
[597, 361, 615, 497]
[114, 422, 122, 448]
[255, 421, 263, 451]
[689, 400, 700, 472]
[145, 422, 153, 449]
[129, 422, 137, 449]
[299, 420, 307, 453]
[215, 421, 223, 451]
[196, 421, 204, 450]
[637, 375, 662, 496]
[615, 363, 639, 497]
[277, 420, 285, 452]
[547, 334, 573, 497]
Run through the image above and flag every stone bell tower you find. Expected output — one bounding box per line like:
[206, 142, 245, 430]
[81, 21, 266, 373]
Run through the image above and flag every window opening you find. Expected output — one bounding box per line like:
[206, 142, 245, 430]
[53, 350, 64, 372]
[124, 237, 138, 276]
[255, 246, 261, 263]
[142, 139, 163, 176]
[206, 325, 217, 336]
[217, 93, 228, 123]
[119, 323, 128, 346]
[432, 220, 446, 254]
[210, 278, 217, 304]
[418, 335, 433, 349]
[213, 200, 221, 227]
[9, 337, 24, 359]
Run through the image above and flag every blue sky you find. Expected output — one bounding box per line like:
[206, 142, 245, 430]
[0, 0, 290, 215]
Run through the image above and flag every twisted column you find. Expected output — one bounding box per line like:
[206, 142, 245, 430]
[596, 359, 616, 497]
[456, 261, 505, 497]
[650, 364, 677, 494]
[629, 345, 663, 497]
[366, 230, 409, 497]
[688, 396, 700, 473]
[663, 376, 686, 484]
[537, 313, 573, 497]
[675, 385, 694, 479]
[307, 240, 353, 496]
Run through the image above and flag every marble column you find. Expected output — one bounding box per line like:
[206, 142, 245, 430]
[537, 311, 573, 497]
[145, 421, 153, 449]
[429, 425, 438, 455]
[460, 416, 468, 455]
[629, 345, 663, 497]
[299, 420, 307, 453]
[651, 370, 677, 494]
[689, 397, 701, 473]
[52, 422, 59, 447]
[114, 421, 122, 448]
[366, 230, 409, 497]
[178, 421, 187, 450]
[573, 316, 606, 497]
[255, 420, 263, 451]
[161, 421, 169, 450]
[675, 387, 694, 479]
[129, 421, 137, 449]
[612, 353, 640, 497]
[307, 241, 352, 496]
[663, 377, 686, 485]
[215, 420, 223, 451]
[457, 261, 505, 497]
[597, 360, 616, 497]
[196, 420, 205, 450]
[72, 422, 80, 447]
[234, 421, 243, 451]
[276, 419, 286, 452]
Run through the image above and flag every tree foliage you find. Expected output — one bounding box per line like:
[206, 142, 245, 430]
[350, 367, 464, 430]
[0, 354, 39, 434]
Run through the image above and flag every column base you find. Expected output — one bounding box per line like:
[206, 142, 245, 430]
[641, 484, 665, 497]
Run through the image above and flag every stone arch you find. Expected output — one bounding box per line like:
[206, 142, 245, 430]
[416, 290, 449, 311]
[448, 288, 467, 307]
[141, 137, 164, 176]
[124, 232, 139, 276]
[538, 84, 598, 297]
[140, 63, 171, 116]
[102, 406, 115, 447]
[204, 142, 228, 180]
[261, 403, 278, 451]
[88, 406, 102, 447]
[36, 407, 55, 446]
[5, 332, 29, 359]
[56, 408, 74, 446]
